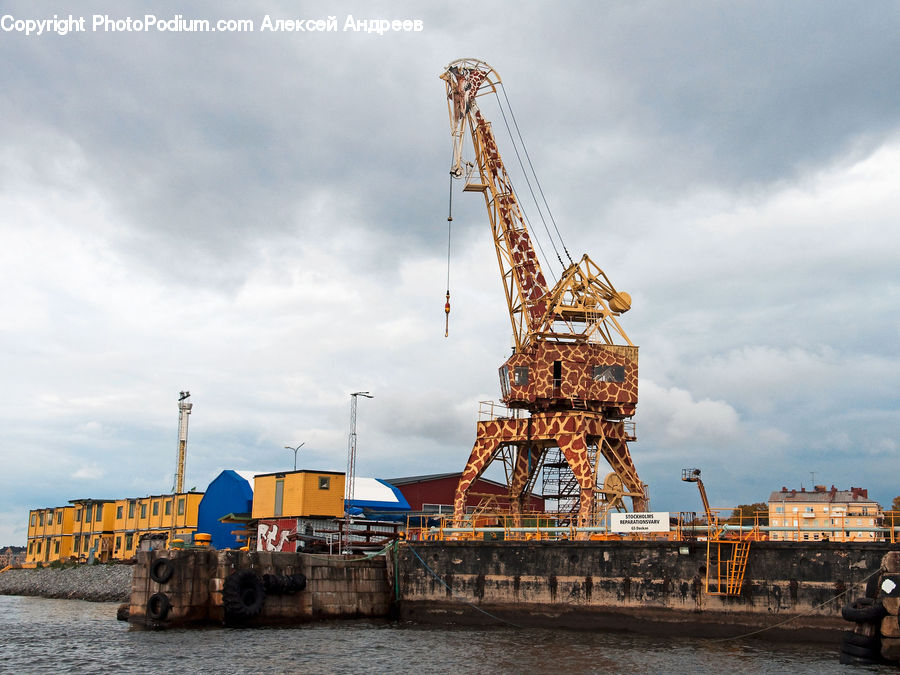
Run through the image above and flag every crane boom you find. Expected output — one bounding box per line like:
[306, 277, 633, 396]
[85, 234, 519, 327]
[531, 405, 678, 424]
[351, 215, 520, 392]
[442, 59, 635, 353]
[442, 61, 550, 351]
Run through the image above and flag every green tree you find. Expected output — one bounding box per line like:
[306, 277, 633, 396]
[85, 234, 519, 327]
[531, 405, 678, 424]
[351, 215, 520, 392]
[891, 496, 900, 512]
[727, 503, 769, 525]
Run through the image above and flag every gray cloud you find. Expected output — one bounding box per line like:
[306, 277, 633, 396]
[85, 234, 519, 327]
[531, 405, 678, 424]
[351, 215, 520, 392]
[1, 0, 898, 543]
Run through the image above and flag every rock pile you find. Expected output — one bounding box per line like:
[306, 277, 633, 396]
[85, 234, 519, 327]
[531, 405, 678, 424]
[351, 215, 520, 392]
[0, 564, 134, 602]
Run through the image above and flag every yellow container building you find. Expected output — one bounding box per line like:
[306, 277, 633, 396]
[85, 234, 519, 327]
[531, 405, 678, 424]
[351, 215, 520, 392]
[24, 491, 204, 564]
[252, 470, 345, 519]
[25, 505, 74, 565]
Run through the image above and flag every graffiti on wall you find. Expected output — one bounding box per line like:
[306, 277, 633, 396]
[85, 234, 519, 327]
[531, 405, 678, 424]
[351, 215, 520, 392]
[257, 519, 296, 552]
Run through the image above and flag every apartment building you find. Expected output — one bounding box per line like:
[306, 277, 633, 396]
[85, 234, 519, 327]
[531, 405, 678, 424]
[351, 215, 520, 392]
[768, 485, 881, 542]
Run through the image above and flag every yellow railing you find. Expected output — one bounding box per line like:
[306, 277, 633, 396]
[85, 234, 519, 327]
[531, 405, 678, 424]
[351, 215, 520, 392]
[405, 508, 897, 544]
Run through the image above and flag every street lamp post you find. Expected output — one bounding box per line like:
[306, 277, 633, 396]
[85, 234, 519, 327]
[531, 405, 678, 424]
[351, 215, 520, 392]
[285, 443, 305, 471]
[344, 391, 373, 553]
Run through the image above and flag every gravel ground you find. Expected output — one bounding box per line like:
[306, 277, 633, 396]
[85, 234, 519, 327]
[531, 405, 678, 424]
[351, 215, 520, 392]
[0, 564, 134, 602]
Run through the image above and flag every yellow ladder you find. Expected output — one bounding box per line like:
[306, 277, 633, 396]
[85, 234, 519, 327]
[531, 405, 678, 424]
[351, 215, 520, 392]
[706, 537, 752, 596]
[725, 539, 751, 595]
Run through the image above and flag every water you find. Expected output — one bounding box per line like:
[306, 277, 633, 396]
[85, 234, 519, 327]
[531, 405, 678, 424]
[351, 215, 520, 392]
[0, 595, 890, 674]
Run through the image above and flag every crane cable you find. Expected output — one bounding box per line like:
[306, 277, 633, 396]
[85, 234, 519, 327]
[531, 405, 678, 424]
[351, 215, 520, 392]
[445, 173, 453, 337]
[498, 83, 574, 267]
[492, 91, 565, 273]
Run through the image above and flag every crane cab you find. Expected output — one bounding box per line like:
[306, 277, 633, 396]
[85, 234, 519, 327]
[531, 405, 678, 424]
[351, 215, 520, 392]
[499, 341, 638, 417]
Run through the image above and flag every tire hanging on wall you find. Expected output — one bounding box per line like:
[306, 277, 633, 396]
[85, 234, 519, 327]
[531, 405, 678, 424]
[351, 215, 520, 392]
[150, 558, 175, 584]
[842, 630, 880, 649]
[841, 597, 887, 623]
[146, 592, 171, 621]
[223, 570, 266, 621]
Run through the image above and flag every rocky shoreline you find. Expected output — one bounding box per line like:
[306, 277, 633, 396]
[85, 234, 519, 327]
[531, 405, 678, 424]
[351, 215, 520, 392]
[0, 564, 134, 602]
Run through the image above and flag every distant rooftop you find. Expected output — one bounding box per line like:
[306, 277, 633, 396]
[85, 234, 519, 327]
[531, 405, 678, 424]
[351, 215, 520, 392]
[768, 485, 877, 504]
[385, 472, 507, 489]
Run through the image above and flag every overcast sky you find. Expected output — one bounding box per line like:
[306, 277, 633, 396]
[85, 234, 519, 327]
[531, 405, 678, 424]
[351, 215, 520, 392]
[2, 1, 899, 544]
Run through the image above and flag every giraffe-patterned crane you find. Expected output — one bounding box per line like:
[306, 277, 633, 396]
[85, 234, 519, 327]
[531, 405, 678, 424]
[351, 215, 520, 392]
[441, 59, 648, 532]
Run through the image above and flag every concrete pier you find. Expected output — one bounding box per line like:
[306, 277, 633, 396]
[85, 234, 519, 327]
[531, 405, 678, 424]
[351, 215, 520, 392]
[128, 549, 391, 628]
[396, 540, 895, 641]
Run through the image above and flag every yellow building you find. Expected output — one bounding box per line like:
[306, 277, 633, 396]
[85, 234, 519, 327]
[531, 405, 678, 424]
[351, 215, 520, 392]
[113, 492, 203, 559]
[25, 505, 74, 565]
[768, 485, 882, 542]
[24, 491, 204, 565]
[69, 499, 117, 562]
[252, 470, 345, 519]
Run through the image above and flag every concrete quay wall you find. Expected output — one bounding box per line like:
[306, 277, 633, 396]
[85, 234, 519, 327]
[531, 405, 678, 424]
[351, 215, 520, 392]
[128, 549, 391, 628]
[397, 540, 896, 641]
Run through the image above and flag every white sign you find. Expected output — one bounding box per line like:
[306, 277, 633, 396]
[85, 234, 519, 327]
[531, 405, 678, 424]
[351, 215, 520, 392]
[610, 512, 670, 533]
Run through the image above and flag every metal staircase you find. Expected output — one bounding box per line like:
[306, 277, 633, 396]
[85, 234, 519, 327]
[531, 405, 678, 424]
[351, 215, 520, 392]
[706, 537, 752, 596]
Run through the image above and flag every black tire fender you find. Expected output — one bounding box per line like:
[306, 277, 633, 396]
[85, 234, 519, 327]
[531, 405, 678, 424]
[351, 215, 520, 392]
[223, 570, 265, 620]
[840, 641, 879, 659]
[841, 597, 887, 623]
[146, 592, 171, 621]
[150, 558, 175, 584]
[842, 630, 880, 649]
[290, 573, 307, 593]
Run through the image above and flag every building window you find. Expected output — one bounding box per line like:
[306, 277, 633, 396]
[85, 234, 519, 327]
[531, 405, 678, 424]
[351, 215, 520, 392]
[85, 505, 93, 522]
[423, 503, 453, 514]
[54, 540, 60, 554]
[30, 514, 36, 526]
[115, 536, 121, 551]
[164, 501, 171, 516]
[775, 506, 783, 513]
[38, 513, 44, 527]
[36, 541, 42, 554]
[140, 503, 147, 519]
[28, 542, 33, 554]
[152, 502, 159, 516]
[125, 533, 133, 550]
[274, 479, 284, 518]
[95, 505, 103, 521]
[56, 512, 62, 525]
[178, 498, 185, 516]
[318, 477, 330, 490]
[83, 535, 89, 550]
[74, 538, 80, 553]
[116, 506, 123, 519]
[75, 509, 81, 523]
[592, 364, 625, 383]
[128, 501, 135, 518]
[513, 366, 529, 386]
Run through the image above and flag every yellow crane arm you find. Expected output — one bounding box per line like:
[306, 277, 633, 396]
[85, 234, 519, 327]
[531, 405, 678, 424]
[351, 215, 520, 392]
[442, 59, 549, 352]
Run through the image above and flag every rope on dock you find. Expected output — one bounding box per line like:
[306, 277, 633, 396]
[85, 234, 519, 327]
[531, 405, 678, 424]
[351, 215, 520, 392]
[407, 543, 522, 628]
[708, 567, 883, 643]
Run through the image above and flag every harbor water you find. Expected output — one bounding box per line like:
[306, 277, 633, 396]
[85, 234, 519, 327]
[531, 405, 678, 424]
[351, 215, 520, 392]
[0, 594, 889, 674]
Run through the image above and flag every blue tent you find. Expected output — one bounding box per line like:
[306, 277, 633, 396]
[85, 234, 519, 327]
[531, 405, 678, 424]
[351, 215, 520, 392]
[197, 470, 254, 549]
